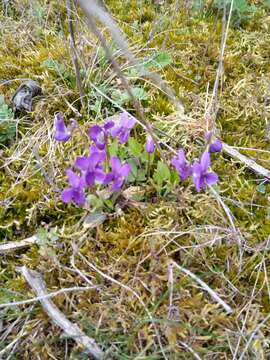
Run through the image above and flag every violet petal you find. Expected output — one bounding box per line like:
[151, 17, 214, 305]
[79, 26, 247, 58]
[210, 139, 222, 153]
[146, 135, 155, 154]
[73, 189, 86, 206]
[66, 169, 80, 188]
[85, 172, 95, 187]
[75, 156, 90, 171]
[54, 113, 71, 142]
[110, 156, 121, 172]
[200, 151, 211, 173]
[205, 172, 218, 185]
[61, 188, 73, 203]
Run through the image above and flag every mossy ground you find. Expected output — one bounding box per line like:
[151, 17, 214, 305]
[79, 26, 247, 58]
[0, 1, 270, 359]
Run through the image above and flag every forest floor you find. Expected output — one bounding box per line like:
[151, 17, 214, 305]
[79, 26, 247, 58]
[0, 1, 270, 359]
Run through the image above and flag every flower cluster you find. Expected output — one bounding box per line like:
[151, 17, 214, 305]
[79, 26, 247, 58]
[171, 133, 222, 192]
[54, 112, 222, 206]
[54, 112, 139, 206]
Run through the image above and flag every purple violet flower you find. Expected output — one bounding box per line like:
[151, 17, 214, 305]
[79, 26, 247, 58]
[205, 130, 222, 153]
[54, 113, 71, 142]
[75, 149, 106, 187]
[89, 121, 114, 150]
[146, 135, 155, 154]
[210, 139, 222, 153]
[111, 112, 136, 144]
[105, 156, 131, 191]
[191, 151, 218, 192]
[61, 169, 86, 206]
[171, 149, 191, 180]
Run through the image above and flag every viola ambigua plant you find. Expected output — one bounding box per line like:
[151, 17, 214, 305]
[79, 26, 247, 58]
[55, 111, 137, 207]
[61, 169, 86, 206]
[88, 121, 114, 150]
[54, 109, 222, 207]
[191, 151, 219, 192]
[54, 113, 71, 142]
[145, 135, 155, 154]
[111, 111, 136, 144]
[170, 130, 222, 192]
[171, 149, 191, 180]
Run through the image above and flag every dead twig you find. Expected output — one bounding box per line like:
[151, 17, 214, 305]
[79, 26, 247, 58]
[18, 266, 104, 359]
[171, 260, 233, 314]
[66, 0, 85, 106]
[223, 143, 270, 180]
[0, 284, 96, 308]
[0, 235, 38, 254]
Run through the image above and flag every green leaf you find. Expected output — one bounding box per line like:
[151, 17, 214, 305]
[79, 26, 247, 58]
[256, 184, 266, 194]
[170, 169, 180, 185]
[108, 139, 119, 156]
[155, 161, 171, 180]
[112, 87, 148, 105]
[41, 58, 66, 75]
[87, 194, 104, 209]
[128, 138, 142, 157]
[37, 228, 48, 242]
[0, 96, 15, 143]
[153, 161, 171, 191]
[144, 51, 172, 69]
[83, 210, 107, 228]
[37, 228, 58, 243]
[130, 87, 149, 100]
[127, 159, 138, 182]
[90, 99, 102, 114]
[137, 169, 146, 182]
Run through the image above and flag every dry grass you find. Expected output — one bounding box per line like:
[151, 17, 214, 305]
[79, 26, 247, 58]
[0, 0, 270, 359]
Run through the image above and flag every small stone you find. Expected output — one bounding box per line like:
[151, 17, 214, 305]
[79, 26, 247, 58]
[11, 80, 42, 112]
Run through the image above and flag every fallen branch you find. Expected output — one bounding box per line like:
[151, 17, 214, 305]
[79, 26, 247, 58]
[223, 143, 270, 180]
[171, 260, 233, 314]
[0, 284, 96, 308]
[0, 235, 38, 254]
[18, 266, 104, 359]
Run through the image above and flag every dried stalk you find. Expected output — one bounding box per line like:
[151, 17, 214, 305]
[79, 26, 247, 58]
[172, 260, 233, 314]
[0, 235, 38, 254]
[18, 266, 104, 359]
[66, 0, 85, 105]
[0, 283, 96, 308]
[223, 143, 270, 179]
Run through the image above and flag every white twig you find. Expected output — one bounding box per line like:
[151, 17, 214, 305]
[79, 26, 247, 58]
[178, 341, 202, 360]
[167, 262, 174, 319]
[0, 285, 96, 308]
[209, 185, 243, 270]
[0, 235, 38, 254]
[171, 260, 233, 314]
[223, 143, 270, 180]
[17, 266, 104, 359]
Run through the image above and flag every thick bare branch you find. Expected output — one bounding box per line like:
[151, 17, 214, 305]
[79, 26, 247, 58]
[0, 235, 38, 254]
[18, 266, 104, 359]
